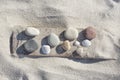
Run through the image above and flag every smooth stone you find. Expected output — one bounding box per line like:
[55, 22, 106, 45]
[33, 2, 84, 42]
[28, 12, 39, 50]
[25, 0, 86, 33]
[41, 45, 51, 54]
[81, 39, 91, 47]
[25, 27, 40, 36]
[64, 27, 78, 41]
[62, 40, 71, 50]
[74, 41, 80, 47]
[76, 48, 85, 57]
[48, 33, 60, 47]
[24, 39, 38, 53]
[84, 26, 96, 40]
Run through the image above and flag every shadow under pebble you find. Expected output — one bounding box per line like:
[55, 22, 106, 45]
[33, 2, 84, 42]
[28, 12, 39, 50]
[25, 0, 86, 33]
[59, 31, 66, 41]
[17, 31, 34, 40]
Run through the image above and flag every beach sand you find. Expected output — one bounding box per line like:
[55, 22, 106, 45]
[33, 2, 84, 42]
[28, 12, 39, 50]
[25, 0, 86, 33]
[0, 0, 120, 80]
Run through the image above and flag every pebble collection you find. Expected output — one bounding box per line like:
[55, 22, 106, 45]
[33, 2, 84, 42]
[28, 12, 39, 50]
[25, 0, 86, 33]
[22, 27, 96, 55]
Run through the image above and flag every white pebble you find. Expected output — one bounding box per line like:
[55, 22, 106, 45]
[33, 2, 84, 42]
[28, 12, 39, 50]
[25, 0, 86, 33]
[64, 27, 78, 41]
[74, 41, 80, 47]
[82, 39, 91, 47]
[25, 27, 40, 36]
[41, 45, 51, 54]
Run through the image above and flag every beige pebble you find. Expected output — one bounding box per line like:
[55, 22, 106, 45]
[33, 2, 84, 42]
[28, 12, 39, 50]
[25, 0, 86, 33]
[62, 40, 71, 51]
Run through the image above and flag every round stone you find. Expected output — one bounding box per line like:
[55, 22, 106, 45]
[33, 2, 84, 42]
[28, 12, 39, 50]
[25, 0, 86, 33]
[74, 41, 80, 47]
[81, 39, 91, 47]
[48, 33, 60, 47]
[62, 40, 71, 51]
[24, 39, 38, 53]
[41, 45, 51, 54]
[64, 27, 78, 41]
[84, 26, 96, 40]
[25, 27, 40, 36]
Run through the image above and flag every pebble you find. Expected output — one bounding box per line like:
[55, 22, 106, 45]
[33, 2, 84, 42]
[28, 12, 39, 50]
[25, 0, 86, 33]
[41, 45, 51, 54]
[76, 48, 85, 57]
[48, 33, 60, 47]
[24, 39, 38, 53]
[84, 26, 96, 40]
[81, 39, 91, 47]
[25, 27, 40, 36]
[62, 40, 71, 50]
[64, 27, 78, 41]
[73, 41, 80, 47]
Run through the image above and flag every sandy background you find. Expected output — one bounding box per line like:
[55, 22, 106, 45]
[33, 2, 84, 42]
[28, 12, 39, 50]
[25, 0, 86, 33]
[0, 0, 120, 80]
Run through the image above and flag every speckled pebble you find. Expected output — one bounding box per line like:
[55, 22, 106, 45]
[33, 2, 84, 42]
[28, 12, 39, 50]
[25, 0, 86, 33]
[41, 45, 51, 54]
[64, 27, 78, 41]
[24, 39, 38, 53]
[25, 27, 40, 36]
[48, 33, 60, 47]
[81, 39, 91, 47]
[62, 40, 71, 50]
[84, 26, 96, 40]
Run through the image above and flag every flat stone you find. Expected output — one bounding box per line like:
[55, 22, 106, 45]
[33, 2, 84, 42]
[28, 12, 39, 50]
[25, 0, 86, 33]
[25, 27, 40, 36]
[81, 39, 91, 47]
[62, 40, 71, 51]
[41, 45, 51, 54]
[76, 48, 85, 57]
[73, 41, 80, 47]
[64, 27, 78, 41]
[48, 33, 60, 47]
[24, 39, 38, 53]
[84, 26, 96, 40]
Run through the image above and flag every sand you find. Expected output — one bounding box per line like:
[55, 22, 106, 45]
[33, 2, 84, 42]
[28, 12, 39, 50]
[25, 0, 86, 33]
[0, 0, 120, 80]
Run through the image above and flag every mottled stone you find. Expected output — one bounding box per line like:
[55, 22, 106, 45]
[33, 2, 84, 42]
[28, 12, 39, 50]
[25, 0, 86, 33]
[41, 45, 51, 54]
[64, 27, 78, 41]
[62, 40, 71, 50]
[81, 39, 91, 47]
[25, 27, 40, 36]
[48, 33, 60, 47]
[84, 26, 96, 40]
[73, 41, 80, 47]
[24, 39, 38, 53]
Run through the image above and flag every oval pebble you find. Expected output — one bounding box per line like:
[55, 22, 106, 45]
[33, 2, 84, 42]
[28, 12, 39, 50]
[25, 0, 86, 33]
[41, 45, 51, 54]
[81, 39, 91, 47]
[24, 39, 38, 53]
[84, 26, 96, 40]
[48, 33, 60, 47]
[64, 27, 78, 41]
[62, 40, 71, 51]
[25, 27, 40, 36]
[74, 41, 80, 47]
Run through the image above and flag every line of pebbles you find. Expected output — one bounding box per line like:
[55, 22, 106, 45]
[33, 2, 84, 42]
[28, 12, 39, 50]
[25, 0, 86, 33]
[15, 26, 96, 57]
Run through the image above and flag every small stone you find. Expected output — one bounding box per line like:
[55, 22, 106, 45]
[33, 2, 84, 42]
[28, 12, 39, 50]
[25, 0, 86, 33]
[41, 45, 51, 54]
[25, 27, 40, 36]
[81, 39, 91, 47]
[76, 48, 85, 57]
[64, 27, 78, 41]
[74, 41, 80, 47]
[24, 39, 38, 53]
[62, 40, 71, 50]
[84, 26, 96, 40]
[48, 33, 60, 47]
